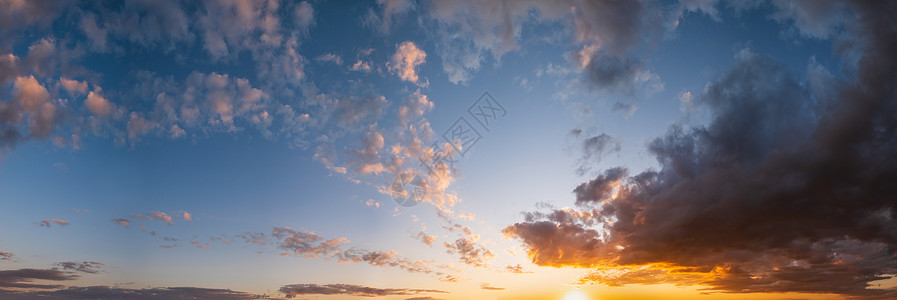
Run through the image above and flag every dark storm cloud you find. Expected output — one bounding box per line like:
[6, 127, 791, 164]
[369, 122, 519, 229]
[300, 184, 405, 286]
[504, 1, 897, 296]
[279, 283, 447, 298]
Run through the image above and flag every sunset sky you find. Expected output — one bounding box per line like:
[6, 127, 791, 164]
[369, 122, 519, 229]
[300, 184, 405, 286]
[1, 0, 896, 299]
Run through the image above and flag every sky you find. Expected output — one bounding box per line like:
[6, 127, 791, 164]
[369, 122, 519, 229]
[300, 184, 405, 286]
[1, 0, 896, 299]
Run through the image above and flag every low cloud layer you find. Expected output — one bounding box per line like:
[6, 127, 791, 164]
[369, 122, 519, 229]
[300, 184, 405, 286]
[280, 283, 447, 298]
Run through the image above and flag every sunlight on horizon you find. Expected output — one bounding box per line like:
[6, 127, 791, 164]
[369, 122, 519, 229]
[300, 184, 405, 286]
[562, 289, 591, 300]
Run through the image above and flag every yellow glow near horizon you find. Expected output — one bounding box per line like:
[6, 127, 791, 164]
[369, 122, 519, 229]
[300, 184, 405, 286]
[562, 289, 591, 300]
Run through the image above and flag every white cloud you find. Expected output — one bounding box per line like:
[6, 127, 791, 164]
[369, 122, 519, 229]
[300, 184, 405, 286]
[388, 41, 427, 83]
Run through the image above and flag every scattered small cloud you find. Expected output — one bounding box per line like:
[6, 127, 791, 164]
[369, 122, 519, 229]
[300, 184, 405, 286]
[55, 261, 103, 274]
[480, 283, 505, 291]
[111, 218, 129, 227]
[38, 219, 69, 228]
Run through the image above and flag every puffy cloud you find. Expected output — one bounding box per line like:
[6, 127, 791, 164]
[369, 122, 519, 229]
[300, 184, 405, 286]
[38, 219, 69, 228]
[58, 78, 87, 95]
[196, 0, 282, 59]
[1, 76, 63, 153]
[351, 129, 386, 175]
[182, 211, 191, 221]
[126, 112, 159, 143]
[279, 283, 446, 298]
[0, 1, 67, 48]
[364, 199, 381, 208]
[398, 90, 434, 126]
[351, 60, 372, 72]
[504, 2, 897, 296]
[420, 0, 667, 84]
[315, 53, 342, 65]
[84, 90, 114, 117]
[0, 53, 18, 84]
[388, 41, 427, 83]
[365, 0, 414, 32]
[414, 230, 437, 246]
[293, 1, 315, 30]
[442, 223, 494, 267]
[148, 211, 172, 225]
[578, 53, 663, 97]
[272, 227, 348, 258]
[769, 0, 847, 39]
[55, 261, 103, 274]
[443, 238, 495, 267]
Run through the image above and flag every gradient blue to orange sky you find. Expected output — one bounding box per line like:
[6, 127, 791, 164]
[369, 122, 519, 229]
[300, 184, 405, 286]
[2, 0, 897, 299]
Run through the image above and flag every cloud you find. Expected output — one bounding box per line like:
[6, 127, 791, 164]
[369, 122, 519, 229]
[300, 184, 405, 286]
[414, 230, 437, 246]
[388, 41, 427, 83]
[398, 90, 434, 126]
[268, 226, 458, 282]
[315, 53, 342, 65]
[0, 268, 78, 290]
[505, 264, 533, 274]
[769, 0, 847, 39]
[0, 251, 13, 261]
[365, 0, 414, 32]
[111, 218, 129, 227]
[55, 262, 103, 274]
[418, 0, 667, 84]
[38, 219, 69, 228]
[58, 78, 87, 95]
[364, 199, 381, 208]
[572, 133, 621, 176]
[294, 1, 315, 30]
[272, 227, 348, 258]
[0, 1, 67, 47]
[480, 283, 504, 291]
[610, 102, 637, 116]
[0, 286, 268, 300]
[84, 90, 114, 118]
[1, 76, 62, 152]
[504, 2, 897, 296]
[148, 211, 173, 225]
[578, 53, 663, 97]
[191, 240, 209, 249]
[279, 283, 447, 298]
[182, 211, 191, 221]
[443, 237, 494, 268]
[351, 60, 372, 72]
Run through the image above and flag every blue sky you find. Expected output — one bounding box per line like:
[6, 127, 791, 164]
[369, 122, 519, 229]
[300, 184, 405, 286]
[2, 1, 896, 299]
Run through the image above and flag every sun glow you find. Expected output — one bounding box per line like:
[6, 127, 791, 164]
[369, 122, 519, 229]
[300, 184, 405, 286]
[562, 289, 591, 300]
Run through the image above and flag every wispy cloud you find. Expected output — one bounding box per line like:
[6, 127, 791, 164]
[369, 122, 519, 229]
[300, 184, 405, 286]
[38, 219, 69, 228]
[279, 283, 447, 298]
